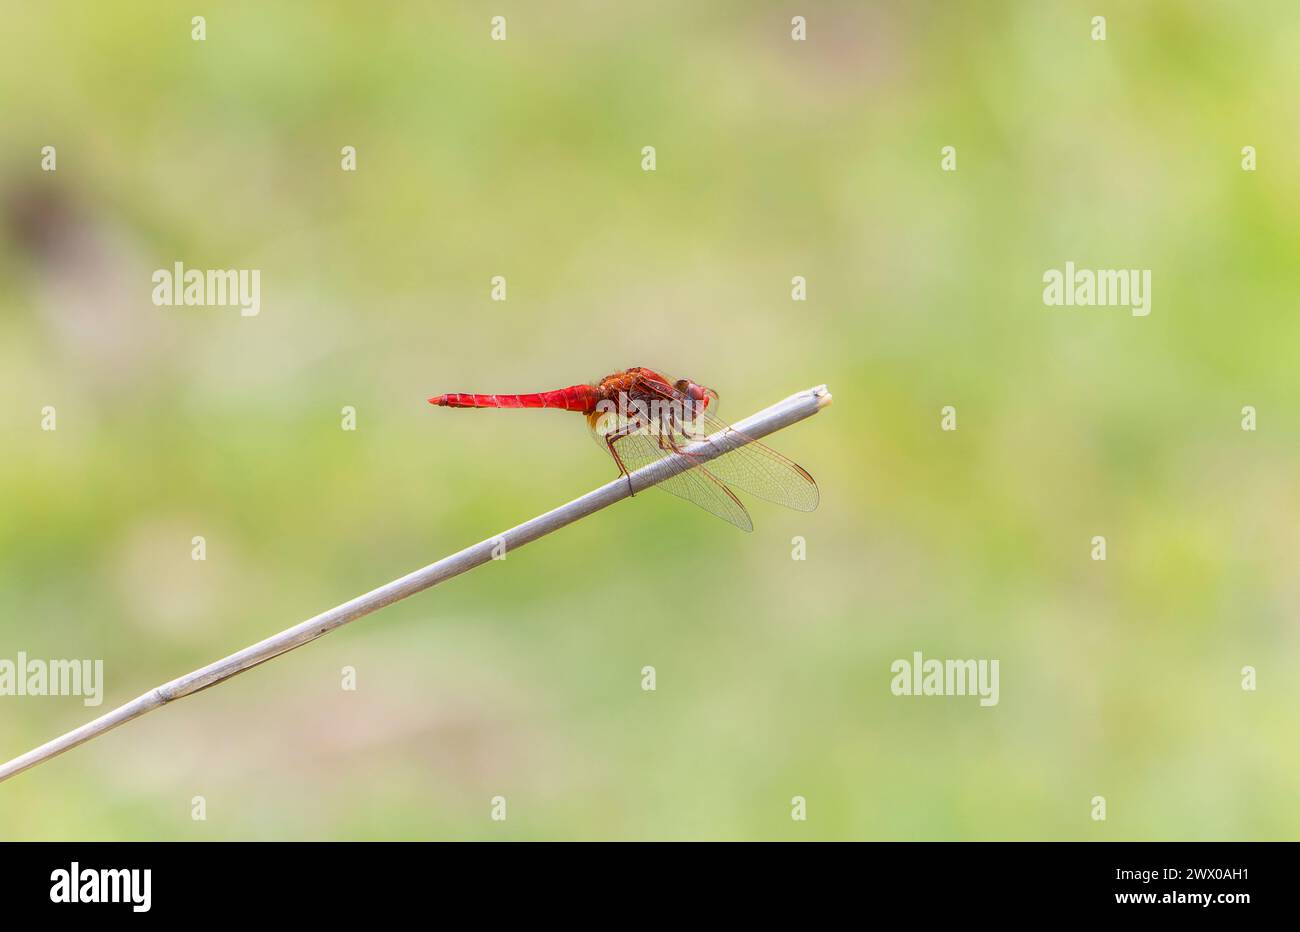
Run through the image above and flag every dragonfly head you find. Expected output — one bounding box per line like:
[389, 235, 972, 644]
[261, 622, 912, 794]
[672, 378, 707, 405]
[673, 379, 718, 423]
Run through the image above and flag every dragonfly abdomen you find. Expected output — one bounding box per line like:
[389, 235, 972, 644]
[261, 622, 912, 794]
[429, 385, 597, 413]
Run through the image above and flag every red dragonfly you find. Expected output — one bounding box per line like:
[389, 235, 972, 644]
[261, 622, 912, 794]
[429, 366, 819, 531]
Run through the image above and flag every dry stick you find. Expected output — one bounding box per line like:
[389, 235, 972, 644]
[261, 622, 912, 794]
[0, 384, 833, 784]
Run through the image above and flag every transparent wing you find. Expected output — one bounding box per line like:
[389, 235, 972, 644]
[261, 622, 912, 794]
[603, 427, 753, 531]
[677, 412, 819, 511]
[631, 377, 820, 512]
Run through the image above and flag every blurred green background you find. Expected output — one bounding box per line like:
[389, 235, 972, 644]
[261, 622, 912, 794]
[2, 1, 1299, 840]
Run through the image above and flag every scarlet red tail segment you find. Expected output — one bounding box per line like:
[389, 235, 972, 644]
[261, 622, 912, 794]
[428, 384, 598, 413]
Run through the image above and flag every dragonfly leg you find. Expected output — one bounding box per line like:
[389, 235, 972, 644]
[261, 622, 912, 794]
[603, 422, 641, 496]
[668, 405, 705, 442]
[660, 413, 687, 454]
